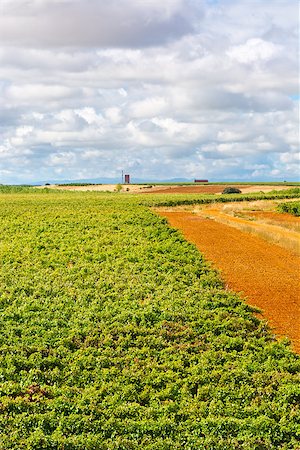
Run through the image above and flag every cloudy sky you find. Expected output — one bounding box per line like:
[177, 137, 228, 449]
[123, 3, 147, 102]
[0, 0, 299, 183]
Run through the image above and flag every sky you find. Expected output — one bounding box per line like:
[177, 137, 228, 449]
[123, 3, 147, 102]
[0, 0, 299, 183]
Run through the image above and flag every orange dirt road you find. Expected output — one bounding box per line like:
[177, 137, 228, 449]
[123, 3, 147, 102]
[158, 211, 300, 353]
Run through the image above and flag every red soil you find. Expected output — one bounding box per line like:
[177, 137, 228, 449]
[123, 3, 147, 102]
[145, 185, 246, 194]
[158, 211, 300, 353]
[149, 185, 231, 194]
[246, 211, 300, 229]
[144, 185, 293, 195]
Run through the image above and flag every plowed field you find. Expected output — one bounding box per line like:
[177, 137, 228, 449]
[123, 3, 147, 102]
[145, 185, 230, 194]
[158, 211, 300, 353]
[144, 184, 294, 194]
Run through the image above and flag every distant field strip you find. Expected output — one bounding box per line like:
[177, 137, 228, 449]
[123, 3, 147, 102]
[0, 190, 299, 449]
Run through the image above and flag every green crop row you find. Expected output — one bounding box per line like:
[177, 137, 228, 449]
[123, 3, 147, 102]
[277, 201, 300, 216]
[0, 185, 36, 194]
[0, 191, 299, 449]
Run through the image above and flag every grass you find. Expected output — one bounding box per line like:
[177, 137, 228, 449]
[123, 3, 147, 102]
[277, 201, 300, 217]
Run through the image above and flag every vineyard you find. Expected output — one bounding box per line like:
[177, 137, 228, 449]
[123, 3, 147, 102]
[0, 188, 299, 449]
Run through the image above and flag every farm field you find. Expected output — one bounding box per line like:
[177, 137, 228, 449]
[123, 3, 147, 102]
[157, 207, 300, 353]
[0, 187, 300, 449]
[38, 183, 299, 195]
[141, 184, 298, 195]
[183, 199, 300, 255]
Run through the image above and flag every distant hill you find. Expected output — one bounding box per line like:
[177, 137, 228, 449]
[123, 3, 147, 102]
[33, 177, 193, 186]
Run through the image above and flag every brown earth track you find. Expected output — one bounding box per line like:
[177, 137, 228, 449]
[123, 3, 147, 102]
[157, 210, 300, 353]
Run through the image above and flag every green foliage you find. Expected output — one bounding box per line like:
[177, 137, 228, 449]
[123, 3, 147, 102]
[222, 187, 242, 194]
[0, 191, 299, 449]
[0, 185, 35, 194]
[277, 201, 300, 216]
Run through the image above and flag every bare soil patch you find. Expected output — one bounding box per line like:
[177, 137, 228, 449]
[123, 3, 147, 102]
[143, 185, 294, 194]
[144, 185, 231, 194]
[157, 210, 300, 353]
[193, 203, 300, 256]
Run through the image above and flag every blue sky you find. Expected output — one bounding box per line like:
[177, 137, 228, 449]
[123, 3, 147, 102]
[0, 0, 299, 183]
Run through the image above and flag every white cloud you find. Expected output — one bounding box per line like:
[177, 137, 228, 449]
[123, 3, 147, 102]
[129, 97, 168, 119]
[48, 151, 77, 167]
[7, 84, 77, 102]
[0, 0, 299, 183]
[105, 107, 122, 124]
[74, 108, 104, 126]
[0, 0, 194, 48]
[227, 38, 281, 64]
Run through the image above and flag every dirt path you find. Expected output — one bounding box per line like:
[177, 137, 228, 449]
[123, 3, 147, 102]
[157, 211, 300, 353]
